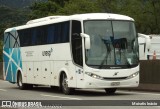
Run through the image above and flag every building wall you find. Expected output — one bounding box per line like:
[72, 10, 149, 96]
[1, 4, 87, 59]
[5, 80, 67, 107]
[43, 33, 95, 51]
[140, 60, 160, 84]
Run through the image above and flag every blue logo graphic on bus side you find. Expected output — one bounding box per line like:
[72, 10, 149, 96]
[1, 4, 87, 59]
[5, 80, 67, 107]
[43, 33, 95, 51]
[42, 48, 53, 57]
[3, 28, 22, 83]
[4, 48, 22, 83]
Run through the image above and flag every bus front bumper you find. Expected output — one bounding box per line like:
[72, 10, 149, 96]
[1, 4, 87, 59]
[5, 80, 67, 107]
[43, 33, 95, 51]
[77, 74, 139, 89]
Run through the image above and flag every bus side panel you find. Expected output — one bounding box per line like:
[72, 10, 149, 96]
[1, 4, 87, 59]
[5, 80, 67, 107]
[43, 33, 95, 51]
[3, 48, 22, 83]
[50, 61, 55, 86]
[12, 48, 22, 82]
[3, 29, 22, 83]
[3, 48, 13, 82]
[53, 61, 77, 87]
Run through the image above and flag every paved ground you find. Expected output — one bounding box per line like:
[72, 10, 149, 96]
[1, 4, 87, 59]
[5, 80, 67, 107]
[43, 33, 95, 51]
[0, 80, 160, 109]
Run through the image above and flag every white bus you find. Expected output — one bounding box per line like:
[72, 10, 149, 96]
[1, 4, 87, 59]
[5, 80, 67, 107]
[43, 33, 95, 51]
[138, 33, 151, 60]
[3, 13, 139, 95]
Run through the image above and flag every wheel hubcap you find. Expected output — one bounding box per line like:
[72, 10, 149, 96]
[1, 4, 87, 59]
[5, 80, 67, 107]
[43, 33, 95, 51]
[19, 76, 22, 87]
[62, 75, 68, 91]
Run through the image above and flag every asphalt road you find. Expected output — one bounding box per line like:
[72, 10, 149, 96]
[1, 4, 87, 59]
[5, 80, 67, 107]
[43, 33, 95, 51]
[0, 80, 160, 109]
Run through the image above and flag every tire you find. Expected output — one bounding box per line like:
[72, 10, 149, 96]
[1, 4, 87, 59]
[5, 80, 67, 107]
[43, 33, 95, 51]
[17, 73, 33, 90]
[105, 88, 117, 95]
[61, 73, 75, 95]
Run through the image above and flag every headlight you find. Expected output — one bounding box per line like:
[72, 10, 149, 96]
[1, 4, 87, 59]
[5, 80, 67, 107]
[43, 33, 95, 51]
[85, 72, 103, 80]
[127, 71, 139, 79]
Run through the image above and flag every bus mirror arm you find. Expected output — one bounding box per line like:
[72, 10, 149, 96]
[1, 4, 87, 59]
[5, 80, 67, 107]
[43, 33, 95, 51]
[80, 33, 91, 49]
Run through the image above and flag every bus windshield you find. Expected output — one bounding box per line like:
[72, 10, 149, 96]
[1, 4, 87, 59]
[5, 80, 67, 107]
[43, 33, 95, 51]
[84, 20, 139, 69]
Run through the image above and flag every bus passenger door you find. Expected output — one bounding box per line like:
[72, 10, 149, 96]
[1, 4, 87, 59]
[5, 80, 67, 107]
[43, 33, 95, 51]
[71, 20, 84, 87]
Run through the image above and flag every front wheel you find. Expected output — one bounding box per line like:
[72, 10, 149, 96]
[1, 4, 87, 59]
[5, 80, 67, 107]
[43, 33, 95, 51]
[61, 73, 74, 95]
[105, 88, 117, 95]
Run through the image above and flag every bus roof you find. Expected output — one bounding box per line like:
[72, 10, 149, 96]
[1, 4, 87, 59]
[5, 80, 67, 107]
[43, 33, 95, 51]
[5, 13, 134, 32]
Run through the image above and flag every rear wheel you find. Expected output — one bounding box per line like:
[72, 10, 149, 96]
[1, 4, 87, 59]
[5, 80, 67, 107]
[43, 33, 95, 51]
[17, 73, 33, 90]
[105, 88, 117, 95]
[61, 73, 74, 95]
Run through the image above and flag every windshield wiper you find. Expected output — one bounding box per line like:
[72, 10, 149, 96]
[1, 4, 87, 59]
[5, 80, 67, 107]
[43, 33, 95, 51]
[99, 54, 107, 69]
[127, 60, 131, 68]
[99, 39, 112, 69]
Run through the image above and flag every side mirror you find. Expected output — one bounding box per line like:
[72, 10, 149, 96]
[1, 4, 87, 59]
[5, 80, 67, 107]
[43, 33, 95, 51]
[80, 33, 91, 49]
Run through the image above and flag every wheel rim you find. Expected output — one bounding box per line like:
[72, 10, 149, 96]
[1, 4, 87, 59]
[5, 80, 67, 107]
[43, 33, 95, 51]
[18, 75, 22, 87]
[62, 74, 68, 92]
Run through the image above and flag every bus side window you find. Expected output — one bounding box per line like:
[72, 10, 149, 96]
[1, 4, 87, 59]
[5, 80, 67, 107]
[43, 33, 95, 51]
[41, 26, 47, 45]
[47, 25, 55, 44]
[71, 20, 83, 66]
[31, 28, 37, 46]
[61, 21, 70, 43]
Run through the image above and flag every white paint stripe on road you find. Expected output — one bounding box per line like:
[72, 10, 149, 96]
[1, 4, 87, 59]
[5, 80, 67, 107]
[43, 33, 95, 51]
[118, 91, 160, 96]
[41, 94, 82, 100]
[0, 89, 7, 92]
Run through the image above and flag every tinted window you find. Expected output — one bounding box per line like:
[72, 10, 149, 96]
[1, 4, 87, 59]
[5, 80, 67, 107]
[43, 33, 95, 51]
[71, 20, 83, 66]
[31, 28, 37, 45]
[61, 22, 70, 43]
[18, 21, 70, 47]
[4, 33, 10, 48]
[47, 25, 55, 44]
[4, 31, 20, 48]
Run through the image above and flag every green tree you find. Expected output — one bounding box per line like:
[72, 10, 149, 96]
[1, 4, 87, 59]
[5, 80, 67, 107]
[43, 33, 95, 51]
[49, 0, 69, 7]
[57, 0, 100, 15]
[142, 0, 160, 34]
[96, 0, 160, 34]
[29, 1, 60, 19]
[29, 0, 100, 17]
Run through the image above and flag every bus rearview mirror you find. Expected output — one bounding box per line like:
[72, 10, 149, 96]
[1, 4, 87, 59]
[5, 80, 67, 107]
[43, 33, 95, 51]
[80, 33, 91, 49]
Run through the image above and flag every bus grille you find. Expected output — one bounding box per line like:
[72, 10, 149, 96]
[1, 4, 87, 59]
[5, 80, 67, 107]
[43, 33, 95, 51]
[103, 77, 127, 80]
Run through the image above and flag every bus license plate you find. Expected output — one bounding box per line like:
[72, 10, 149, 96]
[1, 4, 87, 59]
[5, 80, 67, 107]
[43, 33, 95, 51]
[111, 82, 120, 86]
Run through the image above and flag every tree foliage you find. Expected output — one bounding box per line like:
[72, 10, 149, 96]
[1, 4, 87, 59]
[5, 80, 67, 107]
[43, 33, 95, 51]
[1, 0, 160, 61]
[57, 0, 100, 15]
[0, 6, 29, 61]
[0, 6, 29, 39]
[96, 0, 160, 34]
[28, 0, 160, 34]
[29, 1, 60, 19]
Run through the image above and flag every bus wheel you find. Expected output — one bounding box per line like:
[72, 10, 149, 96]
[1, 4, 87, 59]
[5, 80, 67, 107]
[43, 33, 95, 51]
[105, 88, 117, 95]
[61, 73, 74, 95]
[17, 73, 33, 90]
[17, 73, 26, 90]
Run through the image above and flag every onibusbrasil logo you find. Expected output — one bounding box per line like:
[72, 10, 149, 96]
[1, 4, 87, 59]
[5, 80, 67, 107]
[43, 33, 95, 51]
[1, 100, 62, 108]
